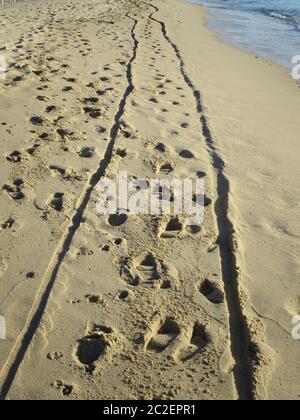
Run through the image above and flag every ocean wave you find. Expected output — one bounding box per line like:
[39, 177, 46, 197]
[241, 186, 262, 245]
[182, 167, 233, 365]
[259, 8, 300, 31]
[197, 0, 300, 30]
[192, 0, 300, 68]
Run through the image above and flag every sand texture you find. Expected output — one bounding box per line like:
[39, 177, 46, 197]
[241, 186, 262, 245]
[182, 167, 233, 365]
[0, 0, 299, 401]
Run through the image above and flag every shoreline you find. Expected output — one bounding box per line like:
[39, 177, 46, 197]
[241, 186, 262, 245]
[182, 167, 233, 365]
[184, 0, 298, 76]
[0, 0, 299, 400]
[184, 0, 300, 72]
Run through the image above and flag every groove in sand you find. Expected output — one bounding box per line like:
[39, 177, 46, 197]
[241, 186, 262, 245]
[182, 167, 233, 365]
[145, 1, 254, 400]
[0, 9, 141, 400]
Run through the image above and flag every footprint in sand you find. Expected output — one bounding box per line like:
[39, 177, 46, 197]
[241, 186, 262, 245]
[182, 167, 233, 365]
[96, 89, 106, 96]
[97, 126, 107, 135]
[13, 76, 24, 83]
[160, 216, 184, 239]
[178, 323, 210, 362]
[36, 96, 49, 102]
[1, 217, 15, 230]
[196, 170, 206, 178]
[199, 279, 224, 304]
[47, 352, 63, 361]
[82, 97, 99, 105]
[85, 294, 104, 305]
[83, 106, 101, 118]
[179, 149, 195, 159]
[108, 213, 128, 227]
[193, 193, 212, 208]
[57, 128, 74, 139]
[114, 238, 124, 246]
[149, 97, 159, 104]
[79, 147, 95, 158]
[38, 130, 50, 140]
[52, 380, 73, 397]
[146, 318, 181, 353]
[74, 324, 113, 373]
[30, 116, 44, 126]
[153, 184, 174, 204]
[3, 179, 25, 201]
[6, 150, 22, 163]
[45, 105, 57, 113]
[119, 257, 139, 287]
[155, 143, 167, 153]
[116, 148, 127, 158]
[49, 165, 66, 177]
[204, 196, 212, 207]
[159, 163, 174, 175]
[119, 121, 134, 139]
[122, 253, 177, 290]
[50, 193, 64, 212]
[134, 253, 160, 287]
[181, 122, 189, 129]
[27, 144, 41, 156]
[186, 224, 202, 235]
[118, 290, 132, 301]
[62, 86, 73, 92]
[102, 244, 111, 252]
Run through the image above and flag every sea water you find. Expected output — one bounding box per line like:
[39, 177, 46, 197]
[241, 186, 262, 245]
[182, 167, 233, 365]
[188, 0, 300, 69]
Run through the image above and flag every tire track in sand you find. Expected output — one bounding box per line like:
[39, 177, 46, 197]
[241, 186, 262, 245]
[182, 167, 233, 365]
[0, 9, 141, 400]
[145, 1, 254, 400]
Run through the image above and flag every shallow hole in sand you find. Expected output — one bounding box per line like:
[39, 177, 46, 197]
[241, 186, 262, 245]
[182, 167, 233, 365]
[76, 335, 106, 366]
[108, 213, 128, 227]
[118, 290, 129, 300]
[165, 217, 183, 233]
[199, 279, 224, 304]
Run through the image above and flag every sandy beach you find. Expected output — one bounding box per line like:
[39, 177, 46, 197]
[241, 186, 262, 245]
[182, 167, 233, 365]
[0, 0, 299, 401]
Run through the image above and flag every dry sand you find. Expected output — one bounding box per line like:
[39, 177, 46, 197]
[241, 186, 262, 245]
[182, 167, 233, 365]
[0, 0, 299, 401]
